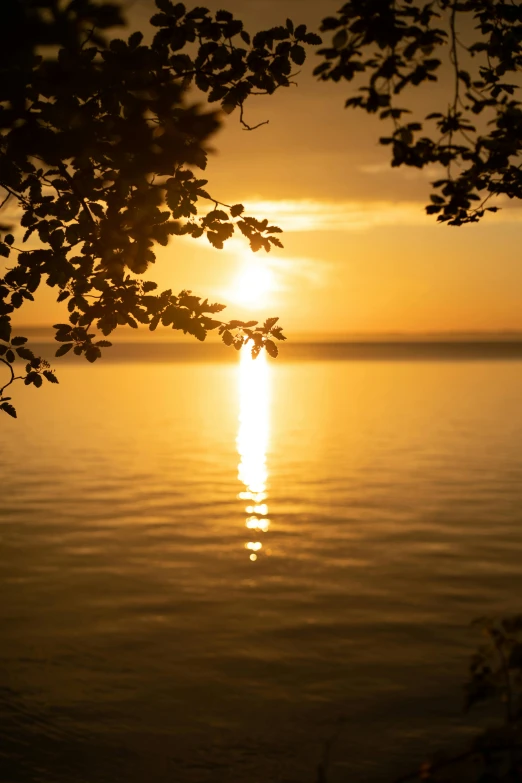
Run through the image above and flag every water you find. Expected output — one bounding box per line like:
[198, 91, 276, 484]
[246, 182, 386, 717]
[2, 346, 522, 782]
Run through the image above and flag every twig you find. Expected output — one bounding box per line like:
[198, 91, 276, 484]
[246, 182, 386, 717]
[81, 26, 97, 49]
[239, 102, 269, 131]
[0, 190, 12, 211]
[0, 183, 30, 207]
[447, 1, 460, 177]
[0, 356, 23, 398]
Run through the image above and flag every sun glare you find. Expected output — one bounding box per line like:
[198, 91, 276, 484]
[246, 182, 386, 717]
[227, 258, 275, 308]
[236, 346, 271, 561]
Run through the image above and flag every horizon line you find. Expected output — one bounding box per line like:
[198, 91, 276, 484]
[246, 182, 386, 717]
[9, 326, 522, 344]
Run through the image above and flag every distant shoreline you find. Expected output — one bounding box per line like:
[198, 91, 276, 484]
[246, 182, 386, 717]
[10, 326, 522, 344]
[19, 340, 522, 363]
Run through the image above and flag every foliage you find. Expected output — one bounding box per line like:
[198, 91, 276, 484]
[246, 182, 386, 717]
[315, 0, 522, 226]
[4, 0, 522, 418]
[0, 0, 321, 417]
[394, 615, 522, 783]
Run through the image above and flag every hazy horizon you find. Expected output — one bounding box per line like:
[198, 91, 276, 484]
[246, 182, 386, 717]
[13, 324, 522, 343]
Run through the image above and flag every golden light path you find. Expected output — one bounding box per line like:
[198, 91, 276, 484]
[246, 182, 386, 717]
[236, 345, 271, 561]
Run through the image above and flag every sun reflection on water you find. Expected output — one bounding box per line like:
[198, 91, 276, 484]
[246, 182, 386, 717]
[236, 346, 271, 561]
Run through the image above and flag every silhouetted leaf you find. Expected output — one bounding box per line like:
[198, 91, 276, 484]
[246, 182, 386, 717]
[0, 318, 11, 343]
[55, 343, 73, 357]
[85, 346, 101, 362]
[264, 316, 279, 329]
[16, 347, 34, 361]
[265, 339, 278, 357]
[290, 44, 306, 65]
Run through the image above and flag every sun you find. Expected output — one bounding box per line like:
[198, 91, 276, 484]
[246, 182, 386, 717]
[227, 258, 275, 308]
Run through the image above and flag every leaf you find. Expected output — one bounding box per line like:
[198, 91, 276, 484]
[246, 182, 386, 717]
[222, 330, 234, 346]
[110, 38, 127, 53]
[128, 31, 144, 49]
[264, 316, 279, 330]
[155, 0, 175, 12]
[16, 347, 35, 361]
[11, 336, 27, 346]
[4, 234, 14, 245]
[0, 318, 11, 343]
[265, 339, 278, 358]
[0, 402, 16, 418]
[332, 29, 348, 49]
[230, 203, 244, 217]
[290, 44, 306, 65]
[24, 371, 39, 386]
[206, 209, 229, 221]
[43, 370, 59, 384]
[85, 346, 101, 363]
[6, 349, 15, 363]
[56, 343, 73, 357]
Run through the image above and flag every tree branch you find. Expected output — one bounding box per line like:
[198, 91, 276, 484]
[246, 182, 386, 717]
[0, 356, 23, 399]
[239, 102, 269, 131]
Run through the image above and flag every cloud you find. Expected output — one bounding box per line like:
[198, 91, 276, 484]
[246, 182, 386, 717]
[239, 197, 522, 232]
[241, 198, 433, 231]
[358, 162, 442, 181]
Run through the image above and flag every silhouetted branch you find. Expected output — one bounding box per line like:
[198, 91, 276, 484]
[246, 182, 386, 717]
[239, 102, 269, 131]
[0, 356, 22, 398]
[0, 190, 12, 210]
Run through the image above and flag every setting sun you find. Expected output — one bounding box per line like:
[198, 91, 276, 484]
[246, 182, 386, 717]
[226, 257, 275, 308]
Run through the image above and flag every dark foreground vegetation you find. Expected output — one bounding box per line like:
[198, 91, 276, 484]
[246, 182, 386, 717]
[318, 616, 522, 783]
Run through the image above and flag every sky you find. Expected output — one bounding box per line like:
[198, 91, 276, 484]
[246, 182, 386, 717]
[12, 0, 522, 337]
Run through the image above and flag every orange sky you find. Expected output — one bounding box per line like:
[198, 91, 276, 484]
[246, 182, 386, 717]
[10, 0, 522, 336]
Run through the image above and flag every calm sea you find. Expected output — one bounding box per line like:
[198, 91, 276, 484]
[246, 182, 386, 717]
[2, 343, 522, 783]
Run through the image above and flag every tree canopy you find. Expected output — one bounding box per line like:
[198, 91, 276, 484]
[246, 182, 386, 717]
[2, 0, 522, 418]
[0, 0, 322, 417]
[315, 0, 522, 225]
